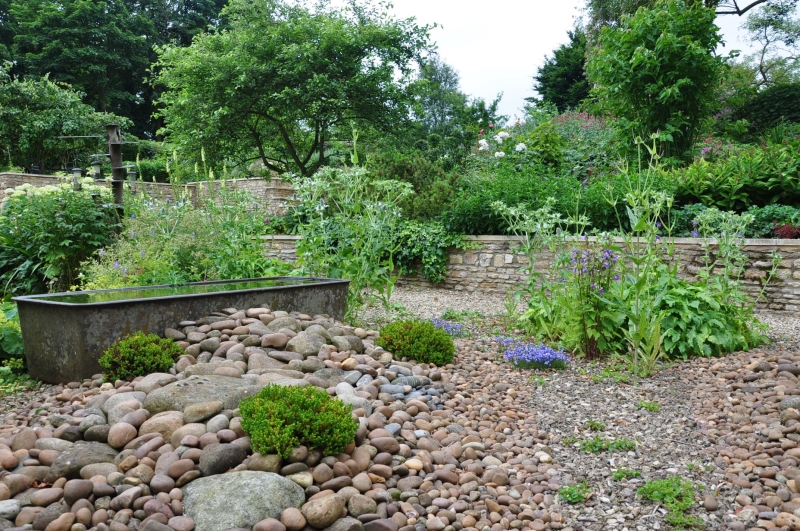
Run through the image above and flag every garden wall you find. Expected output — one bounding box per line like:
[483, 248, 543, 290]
[0, 173, 296, 215]
[261, 235, 800, 314]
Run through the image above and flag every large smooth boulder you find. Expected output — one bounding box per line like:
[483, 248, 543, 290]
[45, 442, 118, 482]
[182, 471, 304, 531]
[143, 375, 262, 414]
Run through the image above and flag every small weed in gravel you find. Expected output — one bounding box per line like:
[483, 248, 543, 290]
[562, 435, 578, 445]
[558, 482, 591, 503]
[441, 308, 485, 322]
[612, 468, 642, 481]
[638, 477, 703, 528]
[585, 419, 605, 431]
[579, 436, 637, 453]
[590, 361, 631, 384]
[0, 364, 39, 397]
[637, 400, 661, 412]
[528, 375, 546, 387]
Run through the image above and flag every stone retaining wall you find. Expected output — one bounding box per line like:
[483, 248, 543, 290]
[261, 235, 800, 314]
[0, 173, 296, 215]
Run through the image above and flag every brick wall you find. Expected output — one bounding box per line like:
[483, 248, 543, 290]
[262, 235, 800, 314]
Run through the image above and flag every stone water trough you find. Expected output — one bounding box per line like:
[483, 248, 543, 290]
[13, 277, 349, 384]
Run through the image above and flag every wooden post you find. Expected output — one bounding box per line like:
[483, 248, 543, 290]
[107, 124, 125, 216]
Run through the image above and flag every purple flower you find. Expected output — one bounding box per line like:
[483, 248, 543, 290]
[691, 230, 699, 238]
[598, 287, 604, 295]
[431, 319, 465, 337]
[495, 337, 570, 369]
[265, 217, 270, 224]
[655, 235, 661, 242]
[131, 214, 136, 219]
[113, 261, 120, 270]
[691, 220, 698, 227]
[151, 229, 155, 236]
[123, 269, 128, 275]
[99, 248, 105, 256]
[130, 231, 135, 238]
[613, 275, 620, 281]
[655, 221, 662, 228]
[140, 250, 145, 257]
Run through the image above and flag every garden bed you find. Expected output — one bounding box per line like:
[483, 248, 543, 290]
[0, 290, 799, 531]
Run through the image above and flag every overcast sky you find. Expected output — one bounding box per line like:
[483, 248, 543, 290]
[386, 0, 766, 118]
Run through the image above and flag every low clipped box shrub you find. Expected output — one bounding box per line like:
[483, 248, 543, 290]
[239, 384, 359, 459]
[376, 319, 455, 366]
[98, 331, 183, 381]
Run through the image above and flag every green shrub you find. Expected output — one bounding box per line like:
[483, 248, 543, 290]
[0, 302, 24, 363]
[737, 83, 800, 134]
[671, 138, 800, 210]
[394, 221, 467, 284]
[672, 203, 800, 238]
[239, 384, 359, 459]
[376, 319, 455, 365]
[98, 331, 183, 381]
[0, 184, 118, 295]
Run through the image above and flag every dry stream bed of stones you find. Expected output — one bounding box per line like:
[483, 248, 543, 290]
[1, 301, 799, 531]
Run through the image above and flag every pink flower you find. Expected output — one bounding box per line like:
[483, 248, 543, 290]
[489, 124, 494, 128]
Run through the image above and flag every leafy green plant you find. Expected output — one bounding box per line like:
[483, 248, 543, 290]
[558, 482, 591, 504]
[586, 0, 727, 160]
[376, 319, 455, 366]
[672, 138, 800, 209]
[579, 436, 636, 453]
[291, 167, 412, 321]
[81, 181, 293, 290]
[528, 375, 546, 387]
[0, 302, 24, 362]
[0, 184, 119, 295]
[394, 221, 468, 284]
[636, 400, 661, 412]
[441, 308, 485, 322]
[239, 384, 359, 459]
[613, 469, 642, 481]
[98, 331, 183, 381]
[638, 477, 703, 528]
[586, 419, 606, 432]
[0, 360, 38, 397]
[562, 435, 578, 445]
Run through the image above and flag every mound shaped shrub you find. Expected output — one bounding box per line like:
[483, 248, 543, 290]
[99, 331, 183, 381]
[377, 319, 455, 366]
[239, 384, 359, 459]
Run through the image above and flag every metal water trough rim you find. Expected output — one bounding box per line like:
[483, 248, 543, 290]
[12, 276, 350, 308]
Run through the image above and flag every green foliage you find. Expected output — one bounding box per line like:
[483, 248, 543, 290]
[291, 167, 411, 320]
[579, 436, 637, 453]
[586, 419, 606, 431]
[636, 400, 661, 412]
[738, 84, 800, 134]
[441, 308, 485, 322]
[672, 202, 800, 238]
[81, 184, 293, 289]
[406, 55, 505, 170]
[135, 158, 170, 183]
[0, 361, 38, 397]
[394, 221, 467, 284]
[587, 0, 727, 159]
[0, 184, 118, 295]
[558, 482, 591, 504]
[672, 137, 800, 209]
[528, 374, 547, 387]
[239, 384, 359, 459]
[0, 302, 23, 362]
[154, 0, 431, 176]
[0, 69, 124, 172]
[10, 0, 151, 132]
[533, 28, 590, 112]
[613, 469, 642, 481]
[376, 319, 455, 366]
[98, 331, 183, 381]
[368, 150, 457, 221]
[638, 477, 703, 528]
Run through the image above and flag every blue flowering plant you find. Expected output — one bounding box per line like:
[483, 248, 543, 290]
[496, 336, 570, 370]
[430, 318, 469, 337]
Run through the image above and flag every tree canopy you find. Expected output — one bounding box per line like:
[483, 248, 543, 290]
[155, 0, 432, 176]
[587, 0, 727, 159]
[0, 67, 123, 172]
[532, 28, 590, 112]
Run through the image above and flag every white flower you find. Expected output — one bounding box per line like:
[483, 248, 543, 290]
[498, 131, 510, 140]
[515, 143, 527, 152]
[494, 152, 506, 158]
[478, 139, 489, 151]
[493, 134, 503, 144]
